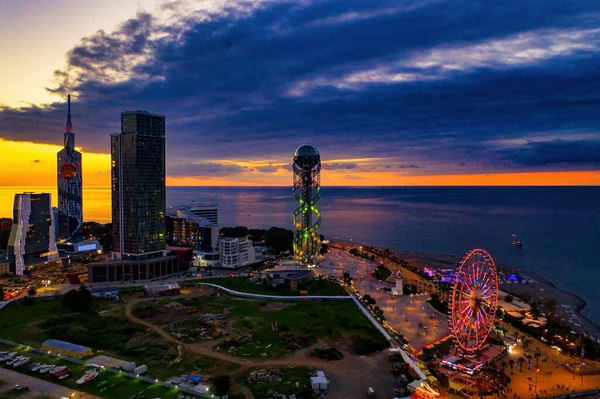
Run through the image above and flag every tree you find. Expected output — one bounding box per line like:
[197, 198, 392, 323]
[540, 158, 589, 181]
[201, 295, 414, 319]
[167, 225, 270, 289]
[518, 357, 525, 372]
[500, 361, 507, 373]
[505, 295, 514, 303]
[27, 286, 37, 298]
[544, 298, 558, 317]
[508, 359, 515, 375]
[0, 285, 4, 301]
[362, 295, 376, 305]
[343, 272, 350, 280]
[319, 243, 329, 255]
[213, 375, 231, 398]
[62, 286, 92, 312]
[534, 352, 541, 367]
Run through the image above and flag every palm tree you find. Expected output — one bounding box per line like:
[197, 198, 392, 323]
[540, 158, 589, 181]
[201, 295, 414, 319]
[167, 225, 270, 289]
[500, 361, 507, 373]
[518, 357, 525, 372]
[534, 352, 541, 367]
[508, 359, 515, 375]
[27, 286, 37, 298]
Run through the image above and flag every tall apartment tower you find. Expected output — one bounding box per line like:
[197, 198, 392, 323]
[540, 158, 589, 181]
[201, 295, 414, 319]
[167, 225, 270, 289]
[8, 193, 58, 275]
[111, 111, 166, 260]
[57, 95, 83, 241]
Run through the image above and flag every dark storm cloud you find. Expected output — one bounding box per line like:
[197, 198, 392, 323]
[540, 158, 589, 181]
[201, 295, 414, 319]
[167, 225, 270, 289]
[500, 139, 600, 167]
[396, 164, 426, 169]
[169, 162, 247, 176]
[1, 0, 600, 174]
[323, 162, 359, 170]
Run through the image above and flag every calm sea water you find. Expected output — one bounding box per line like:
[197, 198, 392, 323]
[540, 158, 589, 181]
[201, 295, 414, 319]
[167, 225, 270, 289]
[1, 186, 599, 323]
[167, 186, 600, 324]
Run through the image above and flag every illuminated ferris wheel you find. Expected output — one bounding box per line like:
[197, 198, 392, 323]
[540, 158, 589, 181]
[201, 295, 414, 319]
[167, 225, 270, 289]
[449, 249, 499, 353]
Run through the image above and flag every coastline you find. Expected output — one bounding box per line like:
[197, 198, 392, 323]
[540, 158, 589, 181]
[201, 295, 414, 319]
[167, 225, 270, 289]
[330, 239, 600, 338]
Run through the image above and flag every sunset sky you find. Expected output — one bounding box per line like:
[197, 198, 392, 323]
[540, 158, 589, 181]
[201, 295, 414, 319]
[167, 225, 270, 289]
[1, 0, 599, 191]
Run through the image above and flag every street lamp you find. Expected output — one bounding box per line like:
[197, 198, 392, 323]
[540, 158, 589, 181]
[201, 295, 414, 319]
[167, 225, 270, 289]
[535, 369, 539, 393]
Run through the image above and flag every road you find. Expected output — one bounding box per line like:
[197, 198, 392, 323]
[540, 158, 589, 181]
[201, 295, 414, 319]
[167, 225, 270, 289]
[0, 367, 101, 399]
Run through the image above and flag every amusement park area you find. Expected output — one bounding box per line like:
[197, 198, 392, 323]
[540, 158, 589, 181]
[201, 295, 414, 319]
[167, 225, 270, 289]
[320, 244, 600, 399]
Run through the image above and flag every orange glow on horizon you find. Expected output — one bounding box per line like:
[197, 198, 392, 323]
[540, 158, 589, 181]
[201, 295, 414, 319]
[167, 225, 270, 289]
[1, 138, 599, 221]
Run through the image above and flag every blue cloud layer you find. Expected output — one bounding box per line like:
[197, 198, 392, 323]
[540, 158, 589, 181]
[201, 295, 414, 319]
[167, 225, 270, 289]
[1, 0, 599, 177]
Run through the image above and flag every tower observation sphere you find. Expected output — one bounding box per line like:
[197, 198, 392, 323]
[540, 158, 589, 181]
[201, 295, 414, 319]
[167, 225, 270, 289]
[292, 144, 321, 264]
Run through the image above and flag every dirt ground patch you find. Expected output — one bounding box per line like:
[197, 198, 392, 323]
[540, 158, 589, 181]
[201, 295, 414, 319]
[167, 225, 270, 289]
[309, 346, 344, 361]
[262, 302, 294, 311]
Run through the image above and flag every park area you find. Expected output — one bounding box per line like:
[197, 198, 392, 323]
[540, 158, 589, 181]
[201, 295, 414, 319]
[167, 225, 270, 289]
[0, 297, 238, 382]
[133, 289, 389, 359]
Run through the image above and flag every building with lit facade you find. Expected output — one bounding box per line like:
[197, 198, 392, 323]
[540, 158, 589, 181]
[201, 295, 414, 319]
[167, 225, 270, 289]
[219, 237, 255, 268]
[88, 111, 182, 283]
[166, 215, 201, 247]
[188, 205, 219, 225]
[57, 95, 83, 242]
[7, 193, 58, 275]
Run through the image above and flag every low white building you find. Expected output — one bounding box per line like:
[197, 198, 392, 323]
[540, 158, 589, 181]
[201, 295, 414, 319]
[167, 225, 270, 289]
[193, 251, 220, 268]
[219, 237, 256, 268]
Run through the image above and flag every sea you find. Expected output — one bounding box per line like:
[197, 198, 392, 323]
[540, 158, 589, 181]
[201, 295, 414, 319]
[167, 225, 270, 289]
[1, 186, 599, 324]
[165, 186, 600, 324]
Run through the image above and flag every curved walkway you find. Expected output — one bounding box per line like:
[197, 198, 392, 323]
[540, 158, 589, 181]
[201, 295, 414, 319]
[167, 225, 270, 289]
[197, 283, 350, 301]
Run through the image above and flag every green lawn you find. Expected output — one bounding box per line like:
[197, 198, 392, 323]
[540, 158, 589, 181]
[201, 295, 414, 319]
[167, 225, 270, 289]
[42, 311, 144, 350]
[0, 300, 67, 344]
[198, 295, 390, 358]
[198, 276, 347, 296]
[0, 344, 185, 398]
[242, 366, 314, 399]
[0, 299, 120, 346]
[371, 265, 392, 281]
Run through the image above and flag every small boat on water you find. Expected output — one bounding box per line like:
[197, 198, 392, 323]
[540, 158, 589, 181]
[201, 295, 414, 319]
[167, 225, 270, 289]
[59, 373, 70, 380]
[76, 369, 99, 385]
[31, 363, 43, 372]
[512, 241, 523, 247]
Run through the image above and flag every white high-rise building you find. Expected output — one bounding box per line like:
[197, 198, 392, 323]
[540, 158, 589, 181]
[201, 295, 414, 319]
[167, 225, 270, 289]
[188, 205, 219, 225]
[8, 193, 58, 275]
[219, 237, 256, 269]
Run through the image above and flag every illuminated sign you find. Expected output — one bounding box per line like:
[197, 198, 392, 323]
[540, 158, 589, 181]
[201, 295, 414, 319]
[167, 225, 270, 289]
[40, 250, 58, 258]
[77, 244, 98, 252]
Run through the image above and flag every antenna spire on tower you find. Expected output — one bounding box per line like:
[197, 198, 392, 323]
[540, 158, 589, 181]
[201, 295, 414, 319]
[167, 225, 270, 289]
[66, 94, 73, 133]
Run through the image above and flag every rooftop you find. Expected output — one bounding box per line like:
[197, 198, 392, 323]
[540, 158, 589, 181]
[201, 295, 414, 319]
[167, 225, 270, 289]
[91, 287, 119, 294]
[295, 144, 319, 157]
[42, 339, 92, 354]
[269, 269, 313, 280]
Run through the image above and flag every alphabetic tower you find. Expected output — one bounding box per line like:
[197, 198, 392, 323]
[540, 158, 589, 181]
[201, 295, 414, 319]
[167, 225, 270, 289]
[292, 144, 321, 265]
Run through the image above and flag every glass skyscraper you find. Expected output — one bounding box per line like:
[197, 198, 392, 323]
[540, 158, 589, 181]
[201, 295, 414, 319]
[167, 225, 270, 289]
[111, 111, 166, 259]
